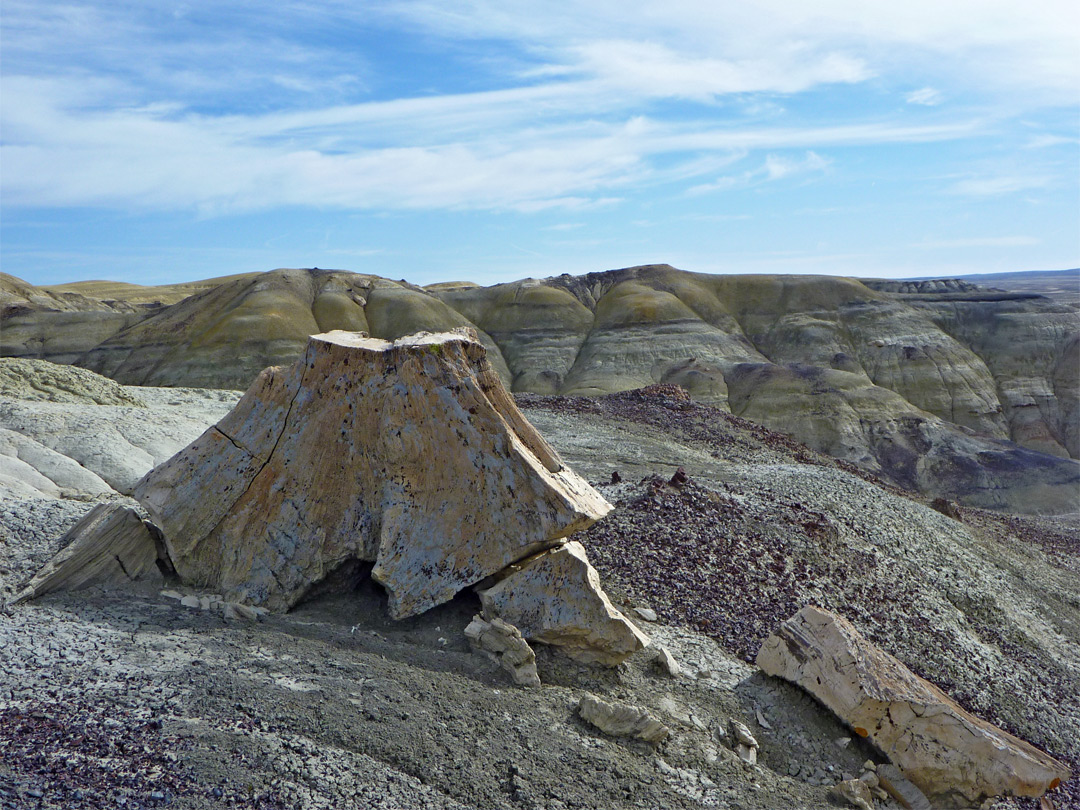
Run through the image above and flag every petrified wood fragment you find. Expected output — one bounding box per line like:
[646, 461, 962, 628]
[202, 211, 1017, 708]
[477, 540, 647, 665]
[13, 503, 162, 602]
[757, 606, 1070, 807]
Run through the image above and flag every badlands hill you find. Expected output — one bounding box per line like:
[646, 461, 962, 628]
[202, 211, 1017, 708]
[2, 266, 1078, 514]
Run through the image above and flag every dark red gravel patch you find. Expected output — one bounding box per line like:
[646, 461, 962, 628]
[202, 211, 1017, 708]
[578, 475, 895, 664]
[0, 702, 286, 810]
[517, 386, 907, 497]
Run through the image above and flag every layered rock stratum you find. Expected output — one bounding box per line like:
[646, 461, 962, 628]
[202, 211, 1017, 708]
[4, 266, 1077, 513]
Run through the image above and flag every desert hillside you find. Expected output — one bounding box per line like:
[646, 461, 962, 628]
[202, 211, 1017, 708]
[1, 357, 1076, 810]
[3, 266, 1077, 514]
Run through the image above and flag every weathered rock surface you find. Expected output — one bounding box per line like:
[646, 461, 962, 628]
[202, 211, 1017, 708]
[12, 503, 162, 602]
[0, 357, 146, 406]
[651, 645, 681, 678]
[577, 693, 670, 745]
[476, 540, 648, 665]
[0, 386, 239, 496]
[0, 426, 116, 500]
[756, 606, 1071, 806]
[133, 329, 611, 617]
[464, 615, 541, 687]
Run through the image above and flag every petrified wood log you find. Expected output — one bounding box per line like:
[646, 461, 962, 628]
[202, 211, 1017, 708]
[757, 606, 1070, 807]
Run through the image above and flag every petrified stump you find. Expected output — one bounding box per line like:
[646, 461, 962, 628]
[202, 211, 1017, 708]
[133, 329, 612, 617]
[756, 606, 1070, 807]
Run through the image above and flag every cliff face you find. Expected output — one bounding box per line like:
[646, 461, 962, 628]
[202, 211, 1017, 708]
[3, 265, 1077, 512]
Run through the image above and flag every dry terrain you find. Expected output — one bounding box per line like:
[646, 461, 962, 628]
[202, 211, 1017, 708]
[1, 362, 1076, 809]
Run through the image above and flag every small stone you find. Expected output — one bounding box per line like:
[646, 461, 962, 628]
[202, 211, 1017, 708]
[465, 615, 540, 687]
[835, 736, 851, 749]
[578, 693, 669, 745]
[180, 595, 200, 608]
[651, 645, 680, 677]
[633, 607, 658, 622]
[222, 602, 259, 621]
[477, 541, 648, 665]
[198, 596, 211, 610]
[830, 778, 875, 810]
[862, 760, 877, 772]
[160, 590, 183, 601]
[877, 764, 932, 810]
[859, 771, 880, 789]
[729, 719, 758, 748]
[231, 603, 260, 621]
[736, 743, 757, 765]
[755, 708, 772, 730]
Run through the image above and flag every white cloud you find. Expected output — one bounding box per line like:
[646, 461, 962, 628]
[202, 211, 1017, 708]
[569, 40, 869, 99]
[379, 0, 1080, 102]
[1, 0, 1072, 222]
[1, 76, 977, 214]
[906, 87, 943, 106]
[688, 151, 831, 195]
[1024, 134, 1078, 149]
[947, 175, 1051, 197]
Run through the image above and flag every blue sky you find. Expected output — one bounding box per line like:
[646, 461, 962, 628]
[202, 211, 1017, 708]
[2, 1, 1077, 287]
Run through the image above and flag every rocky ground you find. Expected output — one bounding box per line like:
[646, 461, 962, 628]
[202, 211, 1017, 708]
[1, 372, 1077, 809]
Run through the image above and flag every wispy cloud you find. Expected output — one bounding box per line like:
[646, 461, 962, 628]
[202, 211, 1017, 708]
[947, 174, 1052, 197]
[380, 0, 1080, 102]
[568, 40, 870, 99]
[906, 87, 943, 106]
[688, 151, 831, 195]
[1024, 134, 1078, 149]
[1, 74, 977, 214]
[911, 236, 1041, 249]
